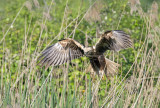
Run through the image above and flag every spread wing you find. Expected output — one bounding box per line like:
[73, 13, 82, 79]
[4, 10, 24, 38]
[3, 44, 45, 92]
[38, 38, 84, 69]
[95, 30, 132, 54]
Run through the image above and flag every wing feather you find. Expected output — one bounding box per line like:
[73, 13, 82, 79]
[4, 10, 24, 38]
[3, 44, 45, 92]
[63, 52, 68, 64]
[95, 30, 132, 54]
[69, 48, 73, 61]
[38, 38, 84, 69]
[50, 51, 59, 66]
[60, 53, 65, 65]
[55, 52, 62, 66]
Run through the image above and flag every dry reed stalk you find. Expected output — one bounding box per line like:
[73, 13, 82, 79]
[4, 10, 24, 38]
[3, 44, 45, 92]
[0, 0, 160, 107]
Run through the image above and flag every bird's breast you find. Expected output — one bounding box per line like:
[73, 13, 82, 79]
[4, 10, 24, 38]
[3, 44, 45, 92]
[85, 51, 99, 58]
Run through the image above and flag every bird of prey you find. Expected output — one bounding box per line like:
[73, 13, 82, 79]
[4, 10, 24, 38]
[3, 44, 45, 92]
[38, 30, 132, 77]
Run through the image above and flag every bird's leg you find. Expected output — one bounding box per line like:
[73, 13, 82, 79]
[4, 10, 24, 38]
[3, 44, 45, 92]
[99, 70, 105, 80]
[99, 70, 103, 77]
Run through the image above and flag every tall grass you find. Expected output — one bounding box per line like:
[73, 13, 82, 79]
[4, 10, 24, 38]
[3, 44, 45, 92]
[0, 0, 160, 108]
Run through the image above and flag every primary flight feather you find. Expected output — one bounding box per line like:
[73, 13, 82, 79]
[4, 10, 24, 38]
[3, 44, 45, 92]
[38, 30, 132, 77]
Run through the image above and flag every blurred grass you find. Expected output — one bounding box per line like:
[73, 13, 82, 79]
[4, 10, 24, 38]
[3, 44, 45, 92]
[0, 0, 160, 107]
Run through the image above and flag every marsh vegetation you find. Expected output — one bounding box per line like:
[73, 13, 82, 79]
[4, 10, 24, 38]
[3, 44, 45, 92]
[0, 0, 160, 107]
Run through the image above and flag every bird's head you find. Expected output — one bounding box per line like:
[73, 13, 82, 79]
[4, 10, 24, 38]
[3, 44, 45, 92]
[84, 47, 95, 56]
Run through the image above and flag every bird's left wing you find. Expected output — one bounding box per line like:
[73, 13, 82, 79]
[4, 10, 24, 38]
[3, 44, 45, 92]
[95, 30, 132, 54]
[38, 38, 84, 69]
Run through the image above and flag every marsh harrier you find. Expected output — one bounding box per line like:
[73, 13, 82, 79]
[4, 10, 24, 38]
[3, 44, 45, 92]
[38, 30, 132, 77]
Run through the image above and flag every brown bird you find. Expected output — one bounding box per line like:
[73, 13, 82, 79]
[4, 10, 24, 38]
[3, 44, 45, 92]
[38, 30, 132, 77]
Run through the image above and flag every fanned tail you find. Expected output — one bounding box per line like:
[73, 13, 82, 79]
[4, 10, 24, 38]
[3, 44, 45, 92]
[104, 58, 120, 77]
[87, 57, 120, 78]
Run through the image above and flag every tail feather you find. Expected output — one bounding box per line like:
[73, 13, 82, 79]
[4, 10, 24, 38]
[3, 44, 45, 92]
[104, 58, 120, 77]
[87, 57, 120, 78]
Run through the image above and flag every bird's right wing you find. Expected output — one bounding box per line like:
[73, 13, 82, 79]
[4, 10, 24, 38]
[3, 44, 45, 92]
[38, 38, 84, 69]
